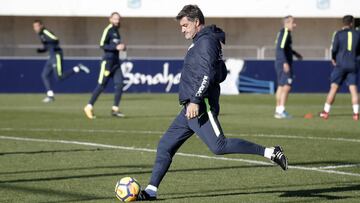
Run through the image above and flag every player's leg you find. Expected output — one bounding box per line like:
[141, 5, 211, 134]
[320, 68, 343, 119]
[275, 70, 292, 119]
[111, 62, 125, 117]
[347, 71, 359, 120]
[84, 60, 111, 119]
[274, 63, 283, 116]
[54, 52, 75, 80]
[280, 84, 291, 108]
[55, 52, 90, 81]
[139, 108, 194, 200]
[275, 86, 282, 110]
[188, 100, 288, 170]
[41, 58, 55, 103]
[349, 85, 359, 120]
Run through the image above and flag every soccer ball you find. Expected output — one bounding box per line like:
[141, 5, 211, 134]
[115, 177, 141, 202]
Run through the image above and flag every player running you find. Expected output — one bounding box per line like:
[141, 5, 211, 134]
[274, 16, 303, 119]
[137, 5, 288, 201]
[84, 12, 126, 119]
[320, 15, 360, 120]
[32, 20, 90, 103]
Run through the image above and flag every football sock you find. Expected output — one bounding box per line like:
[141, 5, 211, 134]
[73, 66, 80, 73]
[86, 104, 93, 109]
[353, 104, 359, 114]
[324, 103, 331, 113]
[47, 90, 54, 97]
[264, 147, 274, 159]
[145, 185, 157, 197]
[112, 106, 119, 112]
[276, 106, 285, 114]
[275, 106, 280, 113]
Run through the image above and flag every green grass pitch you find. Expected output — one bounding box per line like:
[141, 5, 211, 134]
[0, 93, 359, 202]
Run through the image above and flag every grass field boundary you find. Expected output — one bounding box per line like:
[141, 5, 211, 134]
[1, 135, 360, 178]
[1, 127, 360, 144]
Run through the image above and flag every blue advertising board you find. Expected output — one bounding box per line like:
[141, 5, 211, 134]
[0, 58, 358, 93]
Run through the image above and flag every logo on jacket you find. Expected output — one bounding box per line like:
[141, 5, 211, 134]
[113, 39, 121, 44]
[188, 43, 194, 50]
[195, 76, 209, 97]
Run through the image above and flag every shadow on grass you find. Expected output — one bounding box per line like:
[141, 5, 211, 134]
[280, 184, 360, 199]
[0, 164, 153, 175]
[0, 148, 108, 156]
[166, 184, 360, 201]
[2, 165, 359, 202]
[290, 160, 360, 167]
[0, 164, 271, 184]
[0, 183, 110, 202]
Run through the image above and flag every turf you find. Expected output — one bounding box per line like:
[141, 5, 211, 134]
[0, 93, 359, 202]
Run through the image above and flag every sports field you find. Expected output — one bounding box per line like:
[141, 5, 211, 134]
[0, 93, 359, 202]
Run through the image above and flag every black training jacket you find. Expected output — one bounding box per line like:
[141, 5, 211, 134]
[178, 25, 227, 115]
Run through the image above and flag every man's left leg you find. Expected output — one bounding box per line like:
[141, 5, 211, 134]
[111, 65, 125, 117]
[349, 85, 359, 120]
[280, 84, 291, 111]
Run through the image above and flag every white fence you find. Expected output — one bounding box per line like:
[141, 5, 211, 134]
[0, 44, 331, 60]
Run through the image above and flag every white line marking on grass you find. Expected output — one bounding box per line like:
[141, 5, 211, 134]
[1, 127, 360, 144]
[1, 135, 360, 178]
[319, 164, 360, 169]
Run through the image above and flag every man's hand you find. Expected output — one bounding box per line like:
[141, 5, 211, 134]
[295, 53, 303, 60]
[186, 103, 199, 119]
[331, 59, 337, 66]
[116, 43, 126, 51]
[36, 48, 46, 53]
[283, 63, 290, 73]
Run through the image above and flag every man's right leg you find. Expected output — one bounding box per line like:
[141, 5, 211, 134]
[320, 66, 343, 119]
[274, 66, 292, 119]
[275, 86, 282, 112]
[141, 109, 194, 199]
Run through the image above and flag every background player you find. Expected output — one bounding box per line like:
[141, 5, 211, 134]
[84, 12, 126, 119]
[137, 5, 288, 201]
[33, 20, 90, 103]
[320, 15, 360, 120]
[274, 16, 303, 119]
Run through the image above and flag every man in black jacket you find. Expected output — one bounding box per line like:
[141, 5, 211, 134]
[137, 5, 288, 201]
[320, 15, 360, 120]
[274, 16, 302, 119]
[84, 12, 126, 119]
[33, 20, 90, 103]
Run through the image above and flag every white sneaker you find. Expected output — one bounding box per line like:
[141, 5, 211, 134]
[274, 111, 292, 119]
[78, 63, 90, 74]
[84, 105, 96, 119]
[42, 97, 55, 103]
[111, 110, 125, 118]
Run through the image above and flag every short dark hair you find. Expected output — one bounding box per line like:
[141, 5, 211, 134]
[110, 12, 120, 17]
[283, 15, 293, 24]
[342, 15, 354, 26]
[33, 19, 43, 25]
[176, 5, 205, 25]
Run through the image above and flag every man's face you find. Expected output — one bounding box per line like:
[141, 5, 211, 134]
[285, 17, 296, 31]
[110, 14, 121, 27]
[179, 17, 200, 40]
[33, 22, 43, 33]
